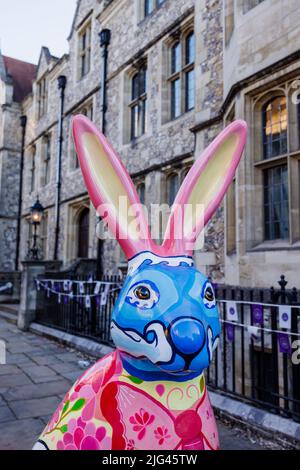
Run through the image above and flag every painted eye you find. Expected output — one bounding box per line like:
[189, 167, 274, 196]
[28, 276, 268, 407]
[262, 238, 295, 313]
[134, 286, 151, 300]
[202, 281, 216, 309]
[205, 287, 214, 302]
[126, 281, 160, 310]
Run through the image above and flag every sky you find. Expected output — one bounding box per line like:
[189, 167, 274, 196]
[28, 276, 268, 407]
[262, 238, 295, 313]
[0, 0, 78, 64]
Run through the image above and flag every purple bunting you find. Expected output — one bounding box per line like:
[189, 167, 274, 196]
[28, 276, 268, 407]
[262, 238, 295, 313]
[252, 304, 264, 325]
[226, 323, 235, 342]
[278, 333, 292, 354]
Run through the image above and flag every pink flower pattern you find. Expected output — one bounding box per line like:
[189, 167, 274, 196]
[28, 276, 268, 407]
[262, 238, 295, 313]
[129, 408, 155, 440]
[154, 426, 171, 445]
[56, 418, 109, 450]
[126, 439, 135, 450]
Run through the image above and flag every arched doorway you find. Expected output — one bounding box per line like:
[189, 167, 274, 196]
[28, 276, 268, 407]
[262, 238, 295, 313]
[77, 208, 90, 258]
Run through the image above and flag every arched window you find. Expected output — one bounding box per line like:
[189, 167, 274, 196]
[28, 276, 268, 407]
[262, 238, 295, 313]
[77, 208, 90, 258]
[30, 145, 36, 193]
[130, 66, 147, 140]
[185, 32, 195, 112]
[261, 97, 289, 240]
[169, 31, 195, 119]
[167, 173, 179, 206]
[264, 165, 289, 240]
[43, 135, 51, 186]
[262, 96, 287, 159]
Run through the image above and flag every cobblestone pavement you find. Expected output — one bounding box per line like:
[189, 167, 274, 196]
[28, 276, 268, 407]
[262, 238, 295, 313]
[0, 317, 277, 450]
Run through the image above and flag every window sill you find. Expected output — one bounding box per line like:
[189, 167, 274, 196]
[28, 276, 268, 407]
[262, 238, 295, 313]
[254, 154, 288, 168]
[248, 240, 300, 253]
[77, 72, 91, 83]
[123, 133, 149, 148]
[162, 109, 194, 128]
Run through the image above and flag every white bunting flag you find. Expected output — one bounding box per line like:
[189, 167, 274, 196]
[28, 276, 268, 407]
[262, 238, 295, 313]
[63, 280, 69, 292]
[36, 280, 40, 291]
[226, 301, 239, 322]
[58, 294, 61, 304]
[94, 282, 101, 295]
[79, 282, 85, 295]
[101, 284, 110, 306]
[85, 296, 91, 309]
[247, 325, 260, 340]
[279, 306, 292, 329]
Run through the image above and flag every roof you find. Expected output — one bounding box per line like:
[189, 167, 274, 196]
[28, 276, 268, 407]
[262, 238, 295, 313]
[2, 55, 37, 102]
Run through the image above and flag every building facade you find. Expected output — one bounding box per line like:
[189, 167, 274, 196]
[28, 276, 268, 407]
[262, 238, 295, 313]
[1, 0, 300, 288]
[0, 53, 36, 271]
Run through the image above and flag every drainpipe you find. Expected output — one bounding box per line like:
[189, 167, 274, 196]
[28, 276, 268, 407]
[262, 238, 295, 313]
[15, 115, 27, 271]
[53, 75, 67, 261]
[96, 29, 111, 277]
[99, 28, 111, 134]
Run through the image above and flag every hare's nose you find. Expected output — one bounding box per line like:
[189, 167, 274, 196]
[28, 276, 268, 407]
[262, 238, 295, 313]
[169, 318, 205, 356]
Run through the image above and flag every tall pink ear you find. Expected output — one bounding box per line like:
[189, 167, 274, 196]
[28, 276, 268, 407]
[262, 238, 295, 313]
[72, 115, 153, 260]
[163, 120, 247, 256]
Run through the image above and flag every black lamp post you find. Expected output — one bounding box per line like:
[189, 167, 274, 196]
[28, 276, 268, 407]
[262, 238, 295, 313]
[15, 115, 27, 270]
[27, 198, 44, 260]
[96, 29, 111, 278]
[53, 75, 67, 261]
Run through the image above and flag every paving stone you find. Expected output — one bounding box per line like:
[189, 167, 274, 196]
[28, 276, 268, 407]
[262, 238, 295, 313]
[0, 365, 20, 376]
[60, 370, 83, 383]
[9, 396, 61, 419]
[218, 422, 263, 450]
[40, 344, 65, 354]
[7, 343, 42, 354]
[49, 362, 81, 374]
[0, 405, 15, 423]
[5, 380, 70, 401]
[54, 352, 80, 362]
[0, 418, 45, 450]
[6, 353, 36, 365]
[40, 414, 52, 425]
[29, 354, 65, 366]
[0, 373, 32, 388]
[21, 365, 58, 383]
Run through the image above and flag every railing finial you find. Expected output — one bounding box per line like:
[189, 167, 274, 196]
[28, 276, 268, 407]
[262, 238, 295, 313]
[278, 274, 287, 290]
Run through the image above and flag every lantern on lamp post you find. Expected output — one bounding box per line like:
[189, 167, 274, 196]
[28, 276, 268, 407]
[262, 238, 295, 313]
[26, 197, 44, 260]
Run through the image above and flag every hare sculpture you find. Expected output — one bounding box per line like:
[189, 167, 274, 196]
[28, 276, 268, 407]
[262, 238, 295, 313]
[33, 116, 247, 451]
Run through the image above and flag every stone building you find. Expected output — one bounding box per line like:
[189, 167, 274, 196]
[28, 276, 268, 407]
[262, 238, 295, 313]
[0, 52, 36, 271]
[1, 0, 300, 288]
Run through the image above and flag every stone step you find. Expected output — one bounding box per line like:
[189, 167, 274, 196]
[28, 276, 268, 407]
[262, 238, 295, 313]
[0, 304, 18, 315]
[0, 307, 18, 325]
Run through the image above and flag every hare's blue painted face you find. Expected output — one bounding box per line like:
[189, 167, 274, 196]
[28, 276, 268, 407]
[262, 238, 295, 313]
[111, 259, 220, 379]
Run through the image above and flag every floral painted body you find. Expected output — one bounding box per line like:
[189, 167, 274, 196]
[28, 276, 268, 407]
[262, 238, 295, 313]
[37, 351, 219, 451]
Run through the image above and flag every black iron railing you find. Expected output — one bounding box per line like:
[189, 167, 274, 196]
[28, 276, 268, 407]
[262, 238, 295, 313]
[35, 272, 300, 421]
[36, 273, 122, 346]
[208, 276, 300, 423]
